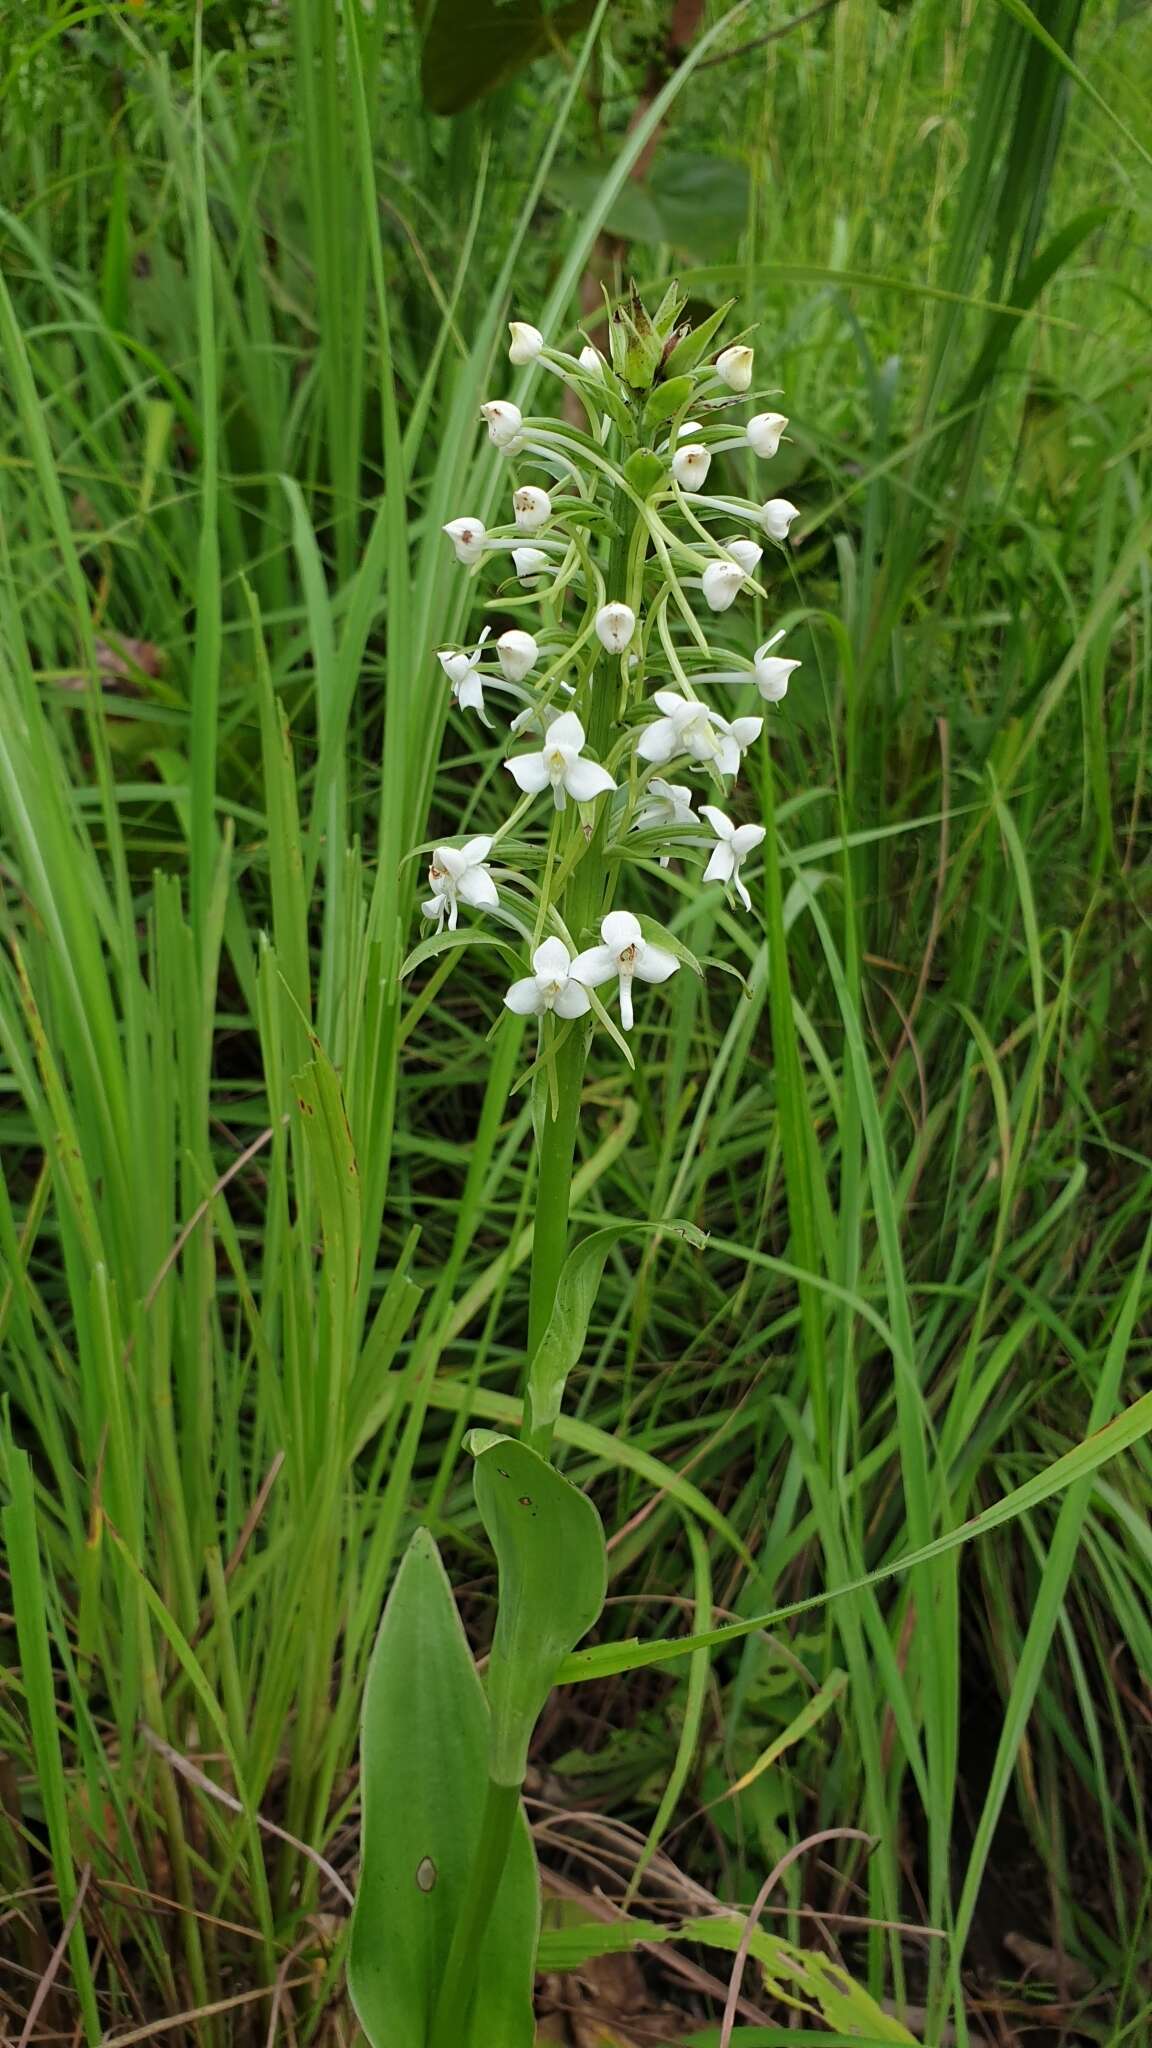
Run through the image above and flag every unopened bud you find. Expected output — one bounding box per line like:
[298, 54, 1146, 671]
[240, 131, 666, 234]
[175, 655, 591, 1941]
[442, 517, 487, 566]
[508, 321, 544, 366]
[671, 443, 711, 490]
[761, 498, 800, 542]
[512, 546, 549, 583]
[579, 344, 605, 379]
[715, 345, 754, 393]
[746, 411, 788, 459]
[496, 629, 538, 682]
[512, 485, 552, 532]
[480, 400, 524, 448]
[595, 602, 636, 654]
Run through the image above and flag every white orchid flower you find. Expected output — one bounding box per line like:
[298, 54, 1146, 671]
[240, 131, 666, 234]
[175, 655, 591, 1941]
[512, 545, 550, 583]
[634, 776, 695, 868]
[436, 629, 493, 724]
[761, 498, 800, 542]
[480, 400, 523, 448]
[699, 806, 766, 911]
[578, 344, 605, 378]
[442, 516, 487, 566]
[715, 345, 754, 392]
[504, 710, 616, 810]
[503, 936, 591, 1019]
[754, 633, 801, 702]
[595, 602, 636, 654]
[496, 629, 538, 682]
[637, 690, 762, 778]
[508, 321, 544, 365]
[701, 560, 747, 613]
[513, 485, 552, 532]
[746, 412, 788, 458]
[422, 837, 499, 932]
[671, 443, 711, 490]
[570, 910, 679, 1031]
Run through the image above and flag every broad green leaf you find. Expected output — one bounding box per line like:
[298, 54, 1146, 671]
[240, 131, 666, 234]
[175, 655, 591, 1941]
[643, 374, 695, 427]
[524, 1220, 707, 1449]
[420, 0, 597, 115]
[348, 1528, 538, 2048]
[468, 1435, 607, 1786]
[401, 927, 523, 980]
[293, 1052, 362, 1318]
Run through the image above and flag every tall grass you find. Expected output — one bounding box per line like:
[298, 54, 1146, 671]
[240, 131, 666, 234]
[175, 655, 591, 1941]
[2, 1, 1150, 2042]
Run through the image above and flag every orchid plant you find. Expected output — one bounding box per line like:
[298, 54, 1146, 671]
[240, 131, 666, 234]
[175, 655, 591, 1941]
[349, 284, 806, 2048]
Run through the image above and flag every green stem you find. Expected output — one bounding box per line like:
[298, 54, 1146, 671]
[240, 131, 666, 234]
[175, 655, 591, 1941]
[427, 1777, 521, 2048]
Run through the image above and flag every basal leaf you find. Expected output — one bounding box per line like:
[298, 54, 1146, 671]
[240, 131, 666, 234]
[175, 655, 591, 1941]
[348, 1528, 538, 2047]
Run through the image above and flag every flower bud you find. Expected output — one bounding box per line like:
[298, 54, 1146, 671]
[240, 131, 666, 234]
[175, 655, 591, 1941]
[497, 629, 538, 682]
[480, 400, 523, 448]
[578, 344, 605, 379]
[761, 498, 800, 542]
[725, 537, 763, 575]
[715, 345, 754, 392]
[702, 561, 746, 613]
[508, 321, 544, 365]
[512, 485, 552, 532]
[672, 421, 703, 441]
[512, 546, 549, 583]
[746, 411, 788, 459]
[595, 602, 636, 654]
[442, 517, 487, 566]
[671, 443, 711, 490]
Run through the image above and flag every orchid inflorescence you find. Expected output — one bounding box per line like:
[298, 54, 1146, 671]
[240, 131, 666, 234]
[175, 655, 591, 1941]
[425, 283, 802, 1045]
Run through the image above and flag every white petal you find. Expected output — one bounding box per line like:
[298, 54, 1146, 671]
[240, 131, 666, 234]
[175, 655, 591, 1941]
[563, 757, 616, 802]
[729, 716, 764, 750]
[600, 910, 642, 952]
[456, 670, 489, 723]
[699, 805, 735, 840]
[422, 893, 446, 926]
[569, 944, 617, 989]
[702, 562, 745, 612]
[734, 872, 752, 912]
[714, 734, 740, 778]
[618, 975, 634, 1031]
[704, 843, 736, 884]
[437, 648, 472, 684]
[434, 845, 465, 880]
[756, 657, 800, 702]
[532, 937, 571, 979]
[442, 518, 486, 564]
[636, 717, 680, 764]
[652, 688, 688, 717]
[457, 867, 498, 910]
[505, 751, 550, 793]
[633, 945, 679, 986]
[504, 977, 545, 1015]
[726, 538, 763, 574]
[553, 980, 591, 1019]
[458, 835, 494, 866]
[544, 710, 586, 752]
[731, 823, 766, 857]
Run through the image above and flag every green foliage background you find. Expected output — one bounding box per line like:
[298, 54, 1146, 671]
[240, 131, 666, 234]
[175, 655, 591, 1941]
[1, 0, 1150, 2040]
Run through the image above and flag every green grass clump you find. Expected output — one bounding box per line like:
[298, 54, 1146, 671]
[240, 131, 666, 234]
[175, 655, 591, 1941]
[1, 2, 1150, 2042]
